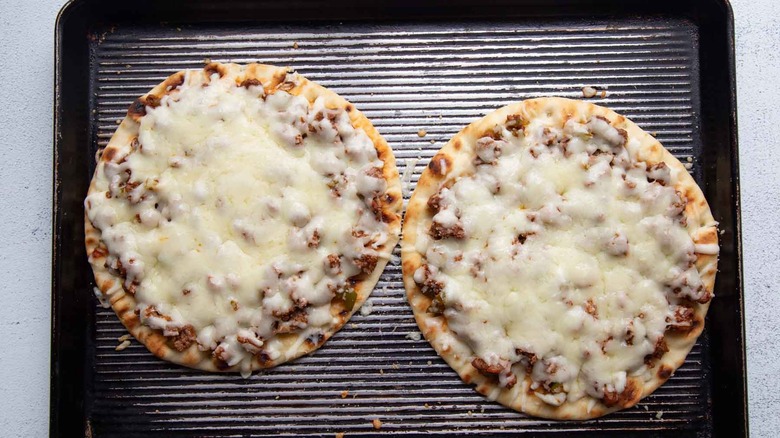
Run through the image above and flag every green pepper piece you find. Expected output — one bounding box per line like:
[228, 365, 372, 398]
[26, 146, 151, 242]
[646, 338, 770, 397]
[344, 290, 357, 311]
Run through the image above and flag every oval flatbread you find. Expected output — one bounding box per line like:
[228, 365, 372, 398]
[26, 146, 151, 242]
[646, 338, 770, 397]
[85, 63, 402, 375]
[401, 97, 718, 419]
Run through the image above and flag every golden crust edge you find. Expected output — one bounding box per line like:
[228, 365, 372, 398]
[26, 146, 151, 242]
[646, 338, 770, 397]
[400, 97, 718, 419]
[85, 62, 401, 372]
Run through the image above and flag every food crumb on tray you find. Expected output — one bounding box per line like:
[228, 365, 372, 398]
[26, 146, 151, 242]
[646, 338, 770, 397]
[115, 340, 131, 351]
[372, 418, 382, 430]
[582, 86, 598, 98]
[417, 129, 427, 137]
[405, 331, 422, 341]
[341, 390, 349, 399]
[359, 299, 374, 316]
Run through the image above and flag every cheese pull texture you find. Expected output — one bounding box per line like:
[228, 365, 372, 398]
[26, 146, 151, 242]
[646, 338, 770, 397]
[86, 70, 391, 370]
[416, 115, 716, 405]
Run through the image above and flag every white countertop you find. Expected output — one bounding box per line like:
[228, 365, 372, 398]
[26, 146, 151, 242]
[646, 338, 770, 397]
[0, 0, 777, 436]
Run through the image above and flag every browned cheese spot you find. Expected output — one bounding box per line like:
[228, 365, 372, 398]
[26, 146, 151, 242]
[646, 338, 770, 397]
[453, 139, 462, 150]
[427, 153, 452, 176]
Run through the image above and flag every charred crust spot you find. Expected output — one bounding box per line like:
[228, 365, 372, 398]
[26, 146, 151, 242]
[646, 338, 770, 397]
[453, 139, 462, 150]
[618, 380, 641, 407]
[142, 94, 161, 108]
[213, 357, 231, 370]
[428, 154, 451, 176]
[463, 374, 472, 384]
[239, 78, 263, 88]
[345, 104, 354, 112]
[657, 365, 673, 380]
[101, 148, 116, 164]
[384, 193, 396, 204]
[305, 331, 326, 347]
[204, 62, 226, 78]
[255, 351, 273, 366]
[127, 98, 146, 119]
[164, 73, 185, 92]
[602, 389, 619, 407]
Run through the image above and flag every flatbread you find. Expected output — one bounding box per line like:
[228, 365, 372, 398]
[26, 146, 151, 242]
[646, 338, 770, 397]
[401, 97, 718, 419]
[85, 63, 402, 375]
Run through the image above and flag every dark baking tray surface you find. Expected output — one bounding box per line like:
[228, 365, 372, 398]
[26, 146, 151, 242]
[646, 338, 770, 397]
[52, 0, 745, 436]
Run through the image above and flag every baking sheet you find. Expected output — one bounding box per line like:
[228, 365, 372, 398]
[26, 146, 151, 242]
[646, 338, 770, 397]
[52, 1, 746, 436]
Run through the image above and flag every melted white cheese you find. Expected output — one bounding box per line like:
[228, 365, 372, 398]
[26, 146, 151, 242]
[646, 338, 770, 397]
[86, 70, 391, 368]
[420, 115, 715, 404]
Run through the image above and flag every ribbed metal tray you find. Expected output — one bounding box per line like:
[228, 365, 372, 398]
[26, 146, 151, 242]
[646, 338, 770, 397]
[52, 1, 745, 437]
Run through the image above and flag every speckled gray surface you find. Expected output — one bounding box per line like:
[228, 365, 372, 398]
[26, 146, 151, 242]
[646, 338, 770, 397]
[734, 0, 780, 434]
[0, 0, 776, 436]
